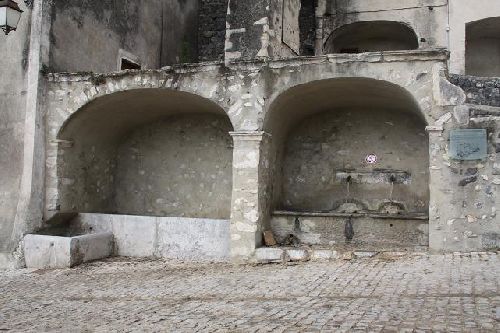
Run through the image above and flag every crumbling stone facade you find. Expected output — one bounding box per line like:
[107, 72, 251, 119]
[0, 0, 499, 268]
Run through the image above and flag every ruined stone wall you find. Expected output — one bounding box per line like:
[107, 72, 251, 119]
[0, 2, 32, 254]
[198, 0, 228, 62]
[449, 75, 500, 107]
[115, 114, 233, 219]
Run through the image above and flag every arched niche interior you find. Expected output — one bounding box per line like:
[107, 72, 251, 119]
[57, 89, 234, 219]
[466, 17, 500, 77]
[325, 21, 419, 54]
[265, 78, 429, 216]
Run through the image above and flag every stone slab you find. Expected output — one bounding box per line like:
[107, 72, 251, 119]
[255, 248, 284, 263]
[24, 233, 113, 269]
[73, 214, 230, 261]
[286, 248, 309, 261]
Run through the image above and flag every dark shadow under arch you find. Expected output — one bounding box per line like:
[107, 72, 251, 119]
[57, 88, 234, 219]
[264, 77, 428, 215]
[324, 21, 419, 54]
[466, 17, 500, 77]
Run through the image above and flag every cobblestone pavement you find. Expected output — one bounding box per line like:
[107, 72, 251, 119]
[1, 253, 499, 332]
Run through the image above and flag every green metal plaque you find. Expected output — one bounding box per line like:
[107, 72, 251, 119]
[449, 129, 487, 160]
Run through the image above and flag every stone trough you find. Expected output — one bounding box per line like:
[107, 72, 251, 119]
[23, 213, 230, 269]
[24, 233, 114, 269]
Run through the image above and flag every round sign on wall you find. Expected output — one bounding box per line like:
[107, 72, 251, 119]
[365, 154, 378, 164]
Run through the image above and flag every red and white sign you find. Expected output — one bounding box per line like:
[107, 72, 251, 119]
[365, 154, 378, 164]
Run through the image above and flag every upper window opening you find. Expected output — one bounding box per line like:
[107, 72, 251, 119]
[465, 17, 500, 77]
[325, 21, 419, 54]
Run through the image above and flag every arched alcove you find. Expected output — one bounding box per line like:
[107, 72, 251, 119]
[57, 89, 234, 219]
[265, 78, 429, 249]
[324, 21, 419, 54]
[466, 17, 500, 77]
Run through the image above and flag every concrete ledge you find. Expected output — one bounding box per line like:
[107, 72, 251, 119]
[73, 214, 230, 262]
[24, 233, 113, 269]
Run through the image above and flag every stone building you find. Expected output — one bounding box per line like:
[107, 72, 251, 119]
[0, 0, 499, 268]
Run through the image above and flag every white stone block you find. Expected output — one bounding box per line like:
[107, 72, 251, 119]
[311, 249, 338, 261]
[353, 251, 379, 258]
[24, 233, 113, 269]
[255, 248, 284, 263]
[286, 248, 309, 261]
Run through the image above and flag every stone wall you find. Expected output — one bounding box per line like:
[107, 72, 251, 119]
[115, 114, 233, 219]
[198, 0, 228, 62]
[449, 75, 500, 107]
[299, 0, 317, 56]
[280, 109, 429, 213]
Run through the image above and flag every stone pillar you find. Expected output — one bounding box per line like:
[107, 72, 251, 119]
[229, 131, 270, 261]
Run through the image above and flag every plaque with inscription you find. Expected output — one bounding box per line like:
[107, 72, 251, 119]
[449, 129, 487, 160]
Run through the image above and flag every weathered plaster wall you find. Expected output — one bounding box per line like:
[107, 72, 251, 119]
[50, 0, 201, 72]
[115, 114, 233, 218]
[0, 2, 32, 254]
[449, 0, 500, 74]
[280, 109, 429, 213]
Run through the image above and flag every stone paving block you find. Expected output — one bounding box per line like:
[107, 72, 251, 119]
[354, 251, 379, 258]
[286, 248, 309, 262]
[255, 247, 284, 263]
[311, 249, 338, 260]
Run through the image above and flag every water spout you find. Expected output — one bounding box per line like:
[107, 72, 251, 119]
[345, 175, 352, 203]
[345, 217, 354, 242]
[389, 174, 396, 201]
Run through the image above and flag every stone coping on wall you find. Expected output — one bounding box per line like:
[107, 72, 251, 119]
[45, 48, 449, 82]
[273, 210, 429, 221]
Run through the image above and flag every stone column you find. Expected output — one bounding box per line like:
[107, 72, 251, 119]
[229, 131, 271, 261]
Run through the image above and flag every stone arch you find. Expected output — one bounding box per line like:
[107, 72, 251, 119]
[465, 17, 500, 76]
[324, 21, 419, 54]
[55, 88, 234, 219]
[264, 78, 429, 249]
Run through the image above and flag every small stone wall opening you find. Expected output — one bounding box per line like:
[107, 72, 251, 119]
[466, 17, 500, 77]
[56, 89, 233, 219]
[265, 78, 429, 248]
[324, 21, 419, 54]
